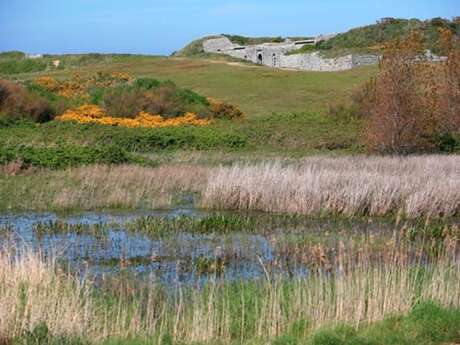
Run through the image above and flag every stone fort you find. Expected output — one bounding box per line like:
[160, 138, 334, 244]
[203, 35, 379, 72]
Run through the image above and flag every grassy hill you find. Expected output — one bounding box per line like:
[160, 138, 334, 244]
[312, 17, 460, 57]
[319, 18, 459, 50]
[180, 17, 460, 58]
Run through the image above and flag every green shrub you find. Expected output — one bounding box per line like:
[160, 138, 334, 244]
[431, 132, 460, 152]
[311, 325, 356, 345]
[176, 87, 209, 106]
[0, 145, 132, 169]
[102, 125, 247, 151]
[133, 77, 163, 90]
[406, 300, 460, 343]
[14, 322, 86, 345]
[0, 51, 26, 60]
[88, 87, 106, 105]
[0, 59, 47, 75]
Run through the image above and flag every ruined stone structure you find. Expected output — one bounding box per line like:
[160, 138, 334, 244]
[202, 36, 379, 72]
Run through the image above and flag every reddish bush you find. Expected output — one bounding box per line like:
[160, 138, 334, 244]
[0, 79, 55, 123]
[438, 29, 460, 132]
[103, 85, 185, 119]
[355, 31, 460, 153]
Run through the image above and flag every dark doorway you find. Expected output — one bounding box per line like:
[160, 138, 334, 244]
[257, 53, 263, 64]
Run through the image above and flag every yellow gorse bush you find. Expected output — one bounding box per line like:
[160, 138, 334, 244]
[34, 72, 134, 99]
[56, 105, 210, 128]
[34, 76, 60, 91]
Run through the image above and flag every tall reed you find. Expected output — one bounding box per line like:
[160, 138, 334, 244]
[0, 164, 210, 210]
[1, 234, 458, 344]
[203, 155, 460, 218]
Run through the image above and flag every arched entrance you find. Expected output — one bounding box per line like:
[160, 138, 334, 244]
[257, 53, 263, 64]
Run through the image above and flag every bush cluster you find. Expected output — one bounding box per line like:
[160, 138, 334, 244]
[0, 59, 47, 75]
[354, 30, 460, 153]
[25, 74, 243, 123]
[0, 80, 55, 122]
[94, 77, 210, 119]
[0, 144, 131, 169]
[99, 125, 247, 151]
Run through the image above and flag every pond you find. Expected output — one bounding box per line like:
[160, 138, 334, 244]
[0, 208, 457, 287]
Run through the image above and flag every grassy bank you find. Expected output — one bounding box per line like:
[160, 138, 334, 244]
[12, 303, 460, 345]
[2, 155, 458, 217]
[0, 164, 209, 211]
[0, 111, 359, 156]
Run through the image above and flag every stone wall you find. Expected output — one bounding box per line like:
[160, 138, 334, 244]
[202, 36, 380, 71]
[352, 54, 380, 67]
[280, 53, 355, 71]
[203, 37, 236, 53]
[201, 36, 448, 72]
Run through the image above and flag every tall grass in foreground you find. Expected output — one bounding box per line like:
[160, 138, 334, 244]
[1, 236, 459, 344]
[203, 155, 460, 218]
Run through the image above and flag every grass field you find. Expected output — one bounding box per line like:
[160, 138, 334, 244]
[1, 56, 376, 155]
[7, 56, 377, 116]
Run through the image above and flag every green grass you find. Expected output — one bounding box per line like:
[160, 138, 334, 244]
[11, 301, 460, 345]
[0, 144, 141, 169]
[0, 120, 247, 152]
[317, 17, 459, 54]
[1, 56, 373, 155]
[8, 56, 377, 117]
[307, 301, 460, 345]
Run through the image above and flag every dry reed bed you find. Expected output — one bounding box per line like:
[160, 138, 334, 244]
[52, 164, 210, 209]
[0, 164, 210, 210]
[203, 155, 460, 218]
[1, 238, 459, 343]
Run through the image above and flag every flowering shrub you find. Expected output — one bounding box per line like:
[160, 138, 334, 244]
[34, 76, 60, 91]
[208, 98, 244, 119]
[33, 72, 133, 99]
[26, 73, 244, 126]
[56, 104, 210, 128]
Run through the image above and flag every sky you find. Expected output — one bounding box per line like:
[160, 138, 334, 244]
[0, 0, 459, 55]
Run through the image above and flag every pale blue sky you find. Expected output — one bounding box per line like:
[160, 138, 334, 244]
[0, 0, 458, 55]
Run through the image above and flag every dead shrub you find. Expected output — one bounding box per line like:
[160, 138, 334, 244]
[355, 31, 460, 153]
[0, 79, 55, 123]
[438, 28, 460, 132]
[0, 160, 23, 176]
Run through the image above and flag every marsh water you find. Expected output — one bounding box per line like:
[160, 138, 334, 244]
[0, 207, 456, 287]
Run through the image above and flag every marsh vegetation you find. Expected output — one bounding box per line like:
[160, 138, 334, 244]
[0, 210, 459, 345]
[0, 20, 460, 345]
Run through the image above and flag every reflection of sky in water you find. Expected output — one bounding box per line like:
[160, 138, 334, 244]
[0, 210, 308, 287]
